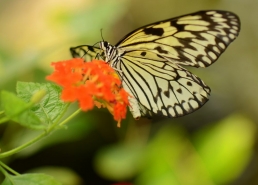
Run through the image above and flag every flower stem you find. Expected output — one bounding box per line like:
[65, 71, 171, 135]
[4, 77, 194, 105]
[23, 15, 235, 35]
[59, 108, 81, 127]
[0, 132, 45, 159]
[0, 108, 81, 159]
[46, 108, 81, 133]
[0, 161, 20, 175]
[0, 163, 9, 177]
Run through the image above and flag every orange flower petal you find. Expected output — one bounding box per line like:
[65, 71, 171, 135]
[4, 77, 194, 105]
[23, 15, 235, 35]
[47, 59, 130, 126]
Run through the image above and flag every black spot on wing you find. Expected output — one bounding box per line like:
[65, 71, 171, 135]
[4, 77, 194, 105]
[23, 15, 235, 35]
[170, 21, 185, 31]
[88, 46, 95, 52]
[164, 90, 169, 98]
[143, 27, 164, 36]
[141, 51, 147, 56]
[155, 46, 168, 54]
[177, 88, 182, 94]
[153, 87, 163, 104]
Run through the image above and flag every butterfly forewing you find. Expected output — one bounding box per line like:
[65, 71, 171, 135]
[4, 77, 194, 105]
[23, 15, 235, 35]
[117, 10, 240, 68]
[70, 45, 102, 61]
[70, 10, 240, 119]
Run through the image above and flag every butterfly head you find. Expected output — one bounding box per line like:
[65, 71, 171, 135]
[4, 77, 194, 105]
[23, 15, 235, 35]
[99, 41, 119, 63]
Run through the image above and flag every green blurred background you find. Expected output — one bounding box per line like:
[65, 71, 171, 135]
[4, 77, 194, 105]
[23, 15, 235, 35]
[0, 0, 257, 184]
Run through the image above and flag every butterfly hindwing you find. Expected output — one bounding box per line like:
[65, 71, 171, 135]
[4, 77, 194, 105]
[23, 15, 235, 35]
[116, 50, 211, 118]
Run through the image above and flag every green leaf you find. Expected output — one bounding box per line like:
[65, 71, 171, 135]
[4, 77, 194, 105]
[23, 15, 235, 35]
[16, 82, 69, 125]
[29, 166, 82, 185]
[1, 91, 44, 130]
[1, 173, 62, 185]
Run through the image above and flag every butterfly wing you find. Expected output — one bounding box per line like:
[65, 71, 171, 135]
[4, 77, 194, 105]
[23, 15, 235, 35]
[70, 45, 102, 61]
[116, 10, 240, 68]
[115, 50, 210, 118]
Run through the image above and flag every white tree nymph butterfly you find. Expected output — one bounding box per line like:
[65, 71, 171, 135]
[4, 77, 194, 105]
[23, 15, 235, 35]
[70, 10, 240, 119]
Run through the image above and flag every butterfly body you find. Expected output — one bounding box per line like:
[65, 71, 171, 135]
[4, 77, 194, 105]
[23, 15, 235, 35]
[70, 10, 240, 119]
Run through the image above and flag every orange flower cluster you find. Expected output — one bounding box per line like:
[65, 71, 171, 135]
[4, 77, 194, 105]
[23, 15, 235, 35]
[46, 58, 129, 127]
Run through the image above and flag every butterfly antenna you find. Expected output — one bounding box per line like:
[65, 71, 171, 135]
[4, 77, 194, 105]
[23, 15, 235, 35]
[92, 41, 100, 47]
[100, 29, 105, 41]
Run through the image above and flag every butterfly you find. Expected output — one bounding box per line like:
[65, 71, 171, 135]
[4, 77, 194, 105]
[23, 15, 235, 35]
[70, 10, 240, 119]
